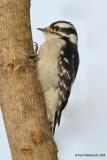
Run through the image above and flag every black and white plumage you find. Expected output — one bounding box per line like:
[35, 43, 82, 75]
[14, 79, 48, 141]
[37, 21, 79, 135]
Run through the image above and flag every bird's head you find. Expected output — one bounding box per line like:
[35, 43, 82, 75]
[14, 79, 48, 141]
[38, 21, 78, 44]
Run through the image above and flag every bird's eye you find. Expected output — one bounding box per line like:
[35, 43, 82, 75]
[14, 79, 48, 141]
[54, 26, 60, 32]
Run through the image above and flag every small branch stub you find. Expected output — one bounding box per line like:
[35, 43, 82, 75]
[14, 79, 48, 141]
[31, 129, 46, 145]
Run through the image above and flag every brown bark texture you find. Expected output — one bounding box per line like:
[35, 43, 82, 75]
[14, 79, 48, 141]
[0, 0, 58, 160]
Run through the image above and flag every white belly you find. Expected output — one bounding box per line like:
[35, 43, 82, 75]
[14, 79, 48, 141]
[37, 38, 66, 125]
[37, 38, 66, 92]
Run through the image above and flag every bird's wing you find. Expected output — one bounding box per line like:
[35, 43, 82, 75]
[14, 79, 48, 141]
[53, 42, 79, 135]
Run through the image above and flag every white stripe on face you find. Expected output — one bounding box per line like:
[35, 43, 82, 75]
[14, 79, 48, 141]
[57, 31, 78, 44]
[55, 23, 75, 29]
[69, 34, 78, 44]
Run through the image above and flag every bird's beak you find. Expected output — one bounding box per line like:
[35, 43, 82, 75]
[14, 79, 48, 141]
[37, 27, 53, 33]
[37, 28, 46, 32]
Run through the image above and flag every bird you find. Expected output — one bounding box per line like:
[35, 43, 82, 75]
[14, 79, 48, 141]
[37, 21, 79, 135]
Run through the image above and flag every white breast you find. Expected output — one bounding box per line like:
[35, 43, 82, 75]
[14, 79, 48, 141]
[37, 38, 66, 92]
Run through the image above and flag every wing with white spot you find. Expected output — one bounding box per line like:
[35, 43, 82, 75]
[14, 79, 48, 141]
[53, 41, 79, 134]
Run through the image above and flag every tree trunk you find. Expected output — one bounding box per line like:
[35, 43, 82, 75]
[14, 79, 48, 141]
[0, 0, 58, 160]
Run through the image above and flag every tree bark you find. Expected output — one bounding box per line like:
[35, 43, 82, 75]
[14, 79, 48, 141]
[0, 0, 58, 160]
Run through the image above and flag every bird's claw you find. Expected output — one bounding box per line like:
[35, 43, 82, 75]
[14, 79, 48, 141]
[33, 42, 38, 54]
